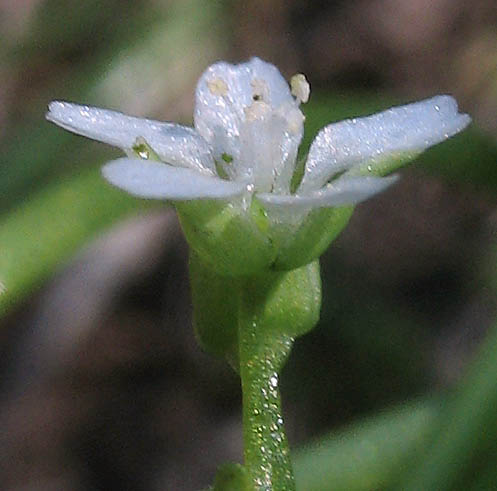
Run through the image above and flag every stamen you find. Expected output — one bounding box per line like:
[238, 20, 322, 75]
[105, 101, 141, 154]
[290, 74, 310, 104]
[207, 77, 228, 96]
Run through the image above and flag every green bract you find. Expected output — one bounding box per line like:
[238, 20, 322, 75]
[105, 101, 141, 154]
[190, 253, 321, 363]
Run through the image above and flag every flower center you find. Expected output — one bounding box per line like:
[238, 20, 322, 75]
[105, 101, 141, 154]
[208, 73, 310, 195]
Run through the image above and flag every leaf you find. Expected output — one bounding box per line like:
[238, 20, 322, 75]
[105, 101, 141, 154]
[213, 463, 250, 491]
[0, 166, 154, 315]
[293, 398, 437, 491]
[399, 319, 497, 491]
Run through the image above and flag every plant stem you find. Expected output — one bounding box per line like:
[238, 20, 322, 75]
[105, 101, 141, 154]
[238, 288, 296, 490]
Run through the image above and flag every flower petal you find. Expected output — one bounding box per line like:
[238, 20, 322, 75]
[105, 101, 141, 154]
[299, 95, 471, 192]
[194, 57, 293, 171]
[258, 175, 398, 211]
[102, 158, 246, 200]
[237, 100, 304, 193]
[46, 101, 216, 174]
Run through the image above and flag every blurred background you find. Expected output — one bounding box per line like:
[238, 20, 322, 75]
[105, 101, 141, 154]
[1, 1, 497, 489]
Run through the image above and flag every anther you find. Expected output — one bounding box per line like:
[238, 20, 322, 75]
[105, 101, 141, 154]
[290, 73, 310, 104]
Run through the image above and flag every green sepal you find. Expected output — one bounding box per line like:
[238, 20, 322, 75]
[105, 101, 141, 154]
[189, 252, 241, 366]
[345, 151, 419, 178]
[271, 150, 416, 271]
[274, 206, 354, 270]
[240, 260, 322, 340]
[178, 197, 353, 275]
[177, 198, 277, 276]
[213, 463, 250, 491]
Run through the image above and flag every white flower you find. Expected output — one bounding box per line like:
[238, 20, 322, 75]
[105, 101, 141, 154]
[46, 57, 470, 273]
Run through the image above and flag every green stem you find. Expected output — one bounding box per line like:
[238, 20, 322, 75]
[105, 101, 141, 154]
[190, 256, 320, 490]
[238, 284, 296, 491]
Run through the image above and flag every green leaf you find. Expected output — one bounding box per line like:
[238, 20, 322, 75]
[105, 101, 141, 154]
[293, 398, 437, 491]
[213, 463, 250, 491]
[399, 319, 497, 491]
[0, 166, 154, 315]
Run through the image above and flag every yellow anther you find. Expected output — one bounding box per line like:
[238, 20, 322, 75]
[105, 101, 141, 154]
[290, 73, 310, 104]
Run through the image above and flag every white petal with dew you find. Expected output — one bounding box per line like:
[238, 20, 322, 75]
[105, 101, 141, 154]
[258, 175, 398, 211]
[271, 102, 305, 194]
[299, 95, 471, 192]
[194, 58, 293, 167]
[102, 158, 246, 200]
[47, 101, 215, 175]
[237, 100, 303, 193]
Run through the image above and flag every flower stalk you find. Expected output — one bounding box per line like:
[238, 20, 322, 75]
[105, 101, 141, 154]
[234, 263, 321, 490]
[238, 281, 296, 490]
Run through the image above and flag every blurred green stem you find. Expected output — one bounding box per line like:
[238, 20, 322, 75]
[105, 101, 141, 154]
[238, 279, 296, 490]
